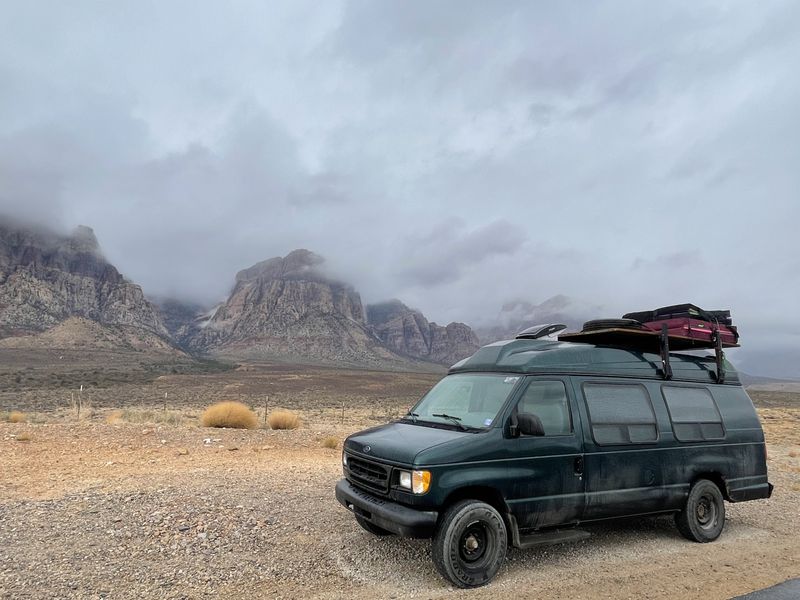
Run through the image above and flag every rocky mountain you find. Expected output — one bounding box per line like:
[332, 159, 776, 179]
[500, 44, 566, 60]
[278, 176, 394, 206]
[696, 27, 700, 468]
[186, 250, 403, 365]
[0, 220, 171, 346]
[366, 300, 480, 365]
[154, 297, 208, 346]
[183, 250, 480, 367]
[0, 219, 482, 367]
[0, 316, 176, 353]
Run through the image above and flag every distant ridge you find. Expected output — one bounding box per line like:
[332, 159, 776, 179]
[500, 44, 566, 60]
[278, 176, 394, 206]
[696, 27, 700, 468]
[0, 220, 175, 353]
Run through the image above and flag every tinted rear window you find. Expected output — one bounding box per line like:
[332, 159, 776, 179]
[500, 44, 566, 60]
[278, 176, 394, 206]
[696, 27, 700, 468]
[662, 385, 724, 442]
[584, 383, 658, 445]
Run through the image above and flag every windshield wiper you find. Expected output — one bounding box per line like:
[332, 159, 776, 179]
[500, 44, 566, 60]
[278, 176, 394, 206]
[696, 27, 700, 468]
[431, 413, 468, 431]
[404, 412, 419, 423]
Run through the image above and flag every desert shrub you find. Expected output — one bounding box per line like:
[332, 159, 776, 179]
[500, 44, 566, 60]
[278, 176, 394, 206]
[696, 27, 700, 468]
[268, 410, 301, 430]
[110, 409, 185, 426]
[8, 411, 27, 423]
[321, 436, 339, 449]
[16, 432, 32, 442]
[201, 401, 258, 429]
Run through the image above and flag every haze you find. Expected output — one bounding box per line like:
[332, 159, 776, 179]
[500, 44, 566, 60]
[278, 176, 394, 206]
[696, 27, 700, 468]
[1, 2, 798, 377]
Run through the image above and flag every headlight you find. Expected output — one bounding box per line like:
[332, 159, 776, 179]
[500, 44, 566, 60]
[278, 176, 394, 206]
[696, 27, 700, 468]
[398, 469, 431, 494]
[398, 470, 412, 489]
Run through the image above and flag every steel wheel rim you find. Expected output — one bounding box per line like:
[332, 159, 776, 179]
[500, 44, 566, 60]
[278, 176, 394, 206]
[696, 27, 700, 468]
[459, 521, 489, 563]
[696, 493, 718, 530]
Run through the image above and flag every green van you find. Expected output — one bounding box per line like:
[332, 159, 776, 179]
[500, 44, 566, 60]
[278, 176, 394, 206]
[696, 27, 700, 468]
[335, 336, 773, 588]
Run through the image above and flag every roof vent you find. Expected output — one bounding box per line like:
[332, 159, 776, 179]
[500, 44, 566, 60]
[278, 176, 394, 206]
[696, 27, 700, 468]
[516, 323, 567, 340]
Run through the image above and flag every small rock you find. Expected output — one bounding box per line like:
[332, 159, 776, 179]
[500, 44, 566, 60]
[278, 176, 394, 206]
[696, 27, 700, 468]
[176, 448, 189, 456]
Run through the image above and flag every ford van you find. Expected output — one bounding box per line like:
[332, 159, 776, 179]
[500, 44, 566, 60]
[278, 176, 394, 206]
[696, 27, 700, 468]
[335, 334, 773, 587]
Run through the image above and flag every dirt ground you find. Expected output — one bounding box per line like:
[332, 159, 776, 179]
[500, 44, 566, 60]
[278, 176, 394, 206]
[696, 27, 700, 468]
[0, 364, 798, 599]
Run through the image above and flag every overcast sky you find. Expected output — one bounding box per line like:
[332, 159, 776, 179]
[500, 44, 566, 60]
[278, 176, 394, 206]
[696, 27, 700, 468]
[1, 2, 798, 376]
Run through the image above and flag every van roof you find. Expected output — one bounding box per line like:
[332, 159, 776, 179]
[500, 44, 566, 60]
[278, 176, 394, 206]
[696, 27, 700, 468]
[448, 338, 740, 385]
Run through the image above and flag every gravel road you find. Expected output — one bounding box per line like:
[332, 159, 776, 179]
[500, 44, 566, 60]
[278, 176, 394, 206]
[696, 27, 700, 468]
[1, 419, 798, 599]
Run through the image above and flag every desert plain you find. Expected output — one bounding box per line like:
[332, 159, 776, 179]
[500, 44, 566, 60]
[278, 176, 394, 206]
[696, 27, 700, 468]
[1, 349, 798, 599]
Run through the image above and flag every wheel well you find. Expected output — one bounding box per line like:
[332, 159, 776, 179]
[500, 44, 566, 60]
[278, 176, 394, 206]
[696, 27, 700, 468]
[441, 486, 509, 521]
[692, 472, 730, 501]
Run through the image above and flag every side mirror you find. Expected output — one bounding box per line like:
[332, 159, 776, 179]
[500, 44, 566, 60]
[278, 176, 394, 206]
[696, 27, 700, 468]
[517, 412, 545, 436]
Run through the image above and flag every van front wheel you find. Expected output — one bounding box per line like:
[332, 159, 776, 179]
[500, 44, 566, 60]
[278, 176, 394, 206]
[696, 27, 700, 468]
[432, 500, 507, 588]
[675, 479, 725, 542]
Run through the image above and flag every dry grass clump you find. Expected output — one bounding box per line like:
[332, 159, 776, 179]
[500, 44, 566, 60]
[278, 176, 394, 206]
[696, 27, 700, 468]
[15, 432, 32, 442]
[201, 401, 259, 430]
[268, 409, 301, 430]
[106, 410, 124, 425]
[107, 409, 185, 426]
[789, 448, 799, 458]
[8, 411, 27, 423]
[321, 436, 339, 449]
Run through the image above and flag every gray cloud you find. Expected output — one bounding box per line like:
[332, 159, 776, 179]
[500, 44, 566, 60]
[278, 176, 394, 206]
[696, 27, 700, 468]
[0, 1, 799, 375]
[395, 219, 528, 287]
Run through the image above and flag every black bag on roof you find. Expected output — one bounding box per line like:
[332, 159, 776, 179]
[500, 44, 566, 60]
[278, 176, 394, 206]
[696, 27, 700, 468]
[623, 304, 732, 326]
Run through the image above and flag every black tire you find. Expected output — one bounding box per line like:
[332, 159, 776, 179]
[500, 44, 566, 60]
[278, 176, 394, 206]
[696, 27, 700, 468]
[675, 479, 726, 542]
[582, 318, 643, 332]
[355, 514, 393, 536]
[432, 500, 507, 588]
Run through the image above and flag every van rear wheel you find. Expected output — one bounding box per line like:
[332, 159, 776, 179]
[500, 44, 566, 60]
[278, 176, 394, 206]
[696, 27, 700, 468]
[432, 500, 507, 588]
[675, 479, 725, 542]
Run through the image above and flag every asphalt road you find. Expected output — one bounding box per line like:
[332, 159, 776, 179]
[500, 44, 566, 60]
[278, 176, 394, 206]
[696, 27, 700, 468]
[732, 579, 800, 600]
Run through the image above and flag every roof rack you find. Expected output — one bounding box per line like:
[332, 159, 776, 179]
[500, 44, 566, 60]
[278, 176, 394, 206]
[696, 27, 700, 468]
[712, 328, 726, 384]
[659, 324, 673, 380]
[558, 325, 733, 382]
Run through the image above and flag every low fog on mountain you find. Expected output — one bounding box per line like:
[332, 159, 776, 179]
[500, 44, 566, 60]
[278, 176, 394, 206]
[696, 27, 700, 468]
[1, 2, 799, 377]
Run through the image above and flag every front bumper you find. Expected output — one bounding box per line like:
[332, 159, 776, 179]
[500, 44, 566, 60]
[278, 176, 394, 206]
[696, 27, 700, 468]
[335, 479, 438, 538]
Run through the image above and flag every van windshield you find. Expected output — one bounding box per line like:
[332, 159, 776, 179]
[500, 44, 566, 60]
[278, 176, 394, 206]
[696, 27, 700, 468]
[405, 373, 521, 430]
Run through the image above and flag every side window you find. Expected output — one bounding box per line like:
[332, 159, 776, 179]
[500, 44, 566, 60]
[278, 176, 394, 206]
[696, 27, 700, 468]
[583, 383, 658, 445]
[516, 380, 572, 436]
[662, 386, 724, 442]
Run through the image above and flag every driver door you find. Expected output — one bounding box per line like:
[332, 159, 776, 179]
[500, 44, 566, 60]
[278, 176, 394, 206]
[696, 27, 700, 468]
[504, 377, 585, 529]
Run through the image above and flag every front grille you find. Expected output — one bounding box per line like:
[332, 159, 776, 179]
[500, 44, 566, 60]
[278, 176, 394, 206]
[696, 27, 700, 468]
[347, 456, 390, 494]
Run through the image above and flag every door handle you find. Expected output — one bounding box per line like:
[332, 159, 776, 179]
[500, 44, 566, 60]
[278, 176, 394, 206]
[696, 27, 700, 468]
[574, 456, 584, 476]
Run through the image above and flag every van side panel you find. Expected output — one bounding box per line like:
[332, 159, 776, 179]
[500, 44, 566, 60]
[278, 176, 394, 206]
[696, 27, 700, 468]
[573, 377, 771, 523]
[572, 378, 676, 520]
[708, 386, 771, 501]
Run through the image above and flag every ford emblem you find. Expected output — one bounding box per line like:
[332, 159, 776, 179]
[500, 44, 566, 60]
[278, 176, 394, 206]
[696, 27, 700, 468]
[363, 445, 371, 453]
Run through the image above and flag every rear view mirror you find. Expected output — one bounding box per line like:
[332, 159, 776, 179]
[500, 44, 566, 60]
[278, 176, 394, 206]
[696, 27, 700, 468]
[517, 412, 545, 436]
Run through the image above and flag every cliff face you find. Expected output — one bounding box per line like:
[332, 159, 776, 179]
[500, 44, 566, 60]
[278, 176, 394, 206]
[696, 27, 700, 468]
[0, 222, 483, 367]
[0, 222, 168, 338]
[188, 250, 399, 365]
[366, 300, 480, 365]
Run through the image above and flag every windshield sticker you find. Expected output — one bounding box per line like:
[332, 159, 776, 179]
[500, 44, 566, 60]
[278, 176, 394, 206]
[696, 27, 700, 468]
[483, 418, 493, 427]
[503, 376, 519, 384]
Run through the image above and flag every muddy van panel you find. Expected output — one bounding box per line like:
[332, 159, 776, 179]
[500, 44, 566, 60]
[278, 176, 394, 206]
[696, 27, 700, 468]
[707, 385, 772, 501]
[336, 338, 773, 589]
